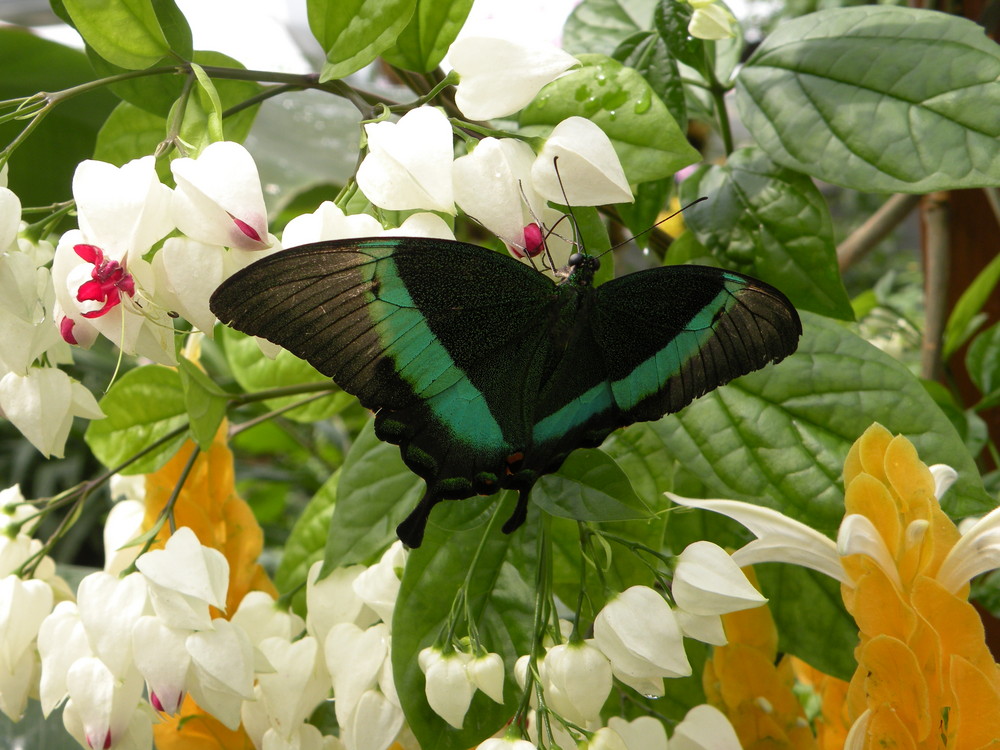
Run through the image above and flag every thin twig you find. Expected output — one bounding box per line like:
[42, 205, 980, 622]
[837, 193, 921, 271]
[921, 192, 951, 380]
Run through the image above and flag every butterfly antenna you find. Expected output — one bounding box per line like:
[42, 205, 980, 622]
[552, 156, 584, 254]
[596, 196, 708, 260]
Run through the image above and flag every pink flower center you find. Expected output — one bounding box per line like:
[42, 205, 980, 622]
[59, 316, 78, 345]
[510, 223, 546, 259]
[73, 244, 135, 319]
[230, 214, 262, 242]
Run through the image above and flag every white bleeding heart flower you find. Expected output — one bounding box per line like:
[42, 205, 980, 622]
[671, 541, 767, 616]
[171, 141, 272, 251]
[531, 117, 633, 206]
[356, 107, 455, 213]
[450, 36, 578, 120]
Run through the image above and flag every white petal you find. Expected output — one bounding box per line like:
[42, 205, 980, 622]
[152, 238, 228, 335]
[103, 499, 146, 575]
[341, 689, 404, 750]
[837, 514, 901, 588]
[325, 623, 388, 723]
[670, 704, 741, 750]
[356, 107, 455, 213]
[453, 137, 542, 247]
[74, 156, 174, 261]
[607, 716, 668, 750]
[383, 212, 455, 239]
[929, 464, 958, 499]
[231, 591, 304, 646]
[672, 541, 767, 615]
[306, 563, 375, 643]
[530, 117, 632, 206]
[593, 586, 690, 679]
[688, 4, 737, 40]
[77, 571, 148, 677]
[37, 601, 91, 716]
[424, 653, 475, 728]
[468, 652, 505, 703]
[540, 642, 612, 724]
[450, 37, 578, 120]
[281, 202, 383, 247]
[937, 503, 1000, 593]
[0, 186, 19, 251]
[668, 494, 847, 583]
[674, 609, 727, 646]
[257, 636, 330, 733]
[131, 616, 190, 715]
[136, 527, 229, 609]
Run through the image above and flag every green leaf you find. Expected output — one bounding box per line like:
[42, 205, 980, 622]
[563, 0, 657, 56]
[392, 496, 534, 750]
[308, 0, 418, 81]
[680, 146, 854, 320]
[943, 251, 1000, 360]
[658, 311, 991, 677]
[177, 359, 228, 450]
[323, 420, 424, 570]
[653, 0, 701, 71]
[613, 31, 686, 131]
[967, 321, 1000, 409]
[379, 0, 474, 72]
[614, 176, 671, 241]
[93, 101, 167, 170]
[62, 0, 171, 69]
[84, 365, 188, 474]
[520, 55, 700, 184]
[219, 328, 351, 423]
[736, 6, 1000, 193]
[274, 470, 339, 616]
[532, 449, 651, 522]
[0, 29, 118, 208]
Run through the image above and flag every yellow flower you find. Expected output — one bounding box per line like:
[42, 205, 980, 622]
[703, 567, 817, 749]
[839, 424, 1000, 748]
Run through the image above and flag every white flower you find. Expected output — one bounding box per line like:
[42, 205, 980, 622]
[670, 704, 741, 750]
[131, 615, 190, 714]
[588, 726, 629, 750]
[686, 0, 738, 40]
[531, 117, 633, 206]
[450, 36, 578, 120]
[37, 601, 91, 716]
[356, 107, 455, 213]
[419, 647, 475, 728]
[672, 541, 767, 616]
[103, 499, 146, 575]
[76, 571, 149, 678]
[382, 212, 455, 240]
[0, 249, 62, 377]
[62, 657, 150, 750]
[306, 562, 378, 644]
[185, 618, 256, 729]
[135, 526, 229, 630]
[593, 586, 690, 697]
[0, 366, 103, 459]
[476, 737, 537, 750]
[324, 622, 391, 726]
[607, 716, 669, 750]
[281, 202, 383, 247]
[0, 485, 36, 534]
[339, 688, 404, 750]
[453, 138, 545, 249]
[230, 590, 305, 646]
[352, 541, 406, 626]
[936, 503, 1000, 593]
[468, 652, 505, 704]
[0, 183, 20, 251]
[667, 493, 847, 583]
[540, 641, 612, 725]
[256, 636, 331, 738]
[72, 156, 174, 264]
[0, 575, 54, 720]
[171, 141, 272, 251]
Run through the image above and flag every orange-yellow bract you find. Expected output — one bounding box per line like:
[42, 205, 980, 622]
[840, 423, 1000, 748]
[142, 422, 276, 750]
[703, 567, 818, 749]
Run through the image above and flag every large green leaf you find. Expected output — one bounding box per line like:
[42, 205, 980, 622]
[563, 0, 657, 56]
[520, 55, 700, 184]
[392, 496, 535, 750]
[62, 0, 171, 69]
[532, 449, 651, 522]
[943, 251, 1000, 361]
[680, 147, 853, 320]
[967, 321, 1000, 409]
[736, 6, 1000, 193]
[84, 365, 188, 474]
[613, 31, 686, 132]
[308, 0, 418, 81]
[379, 0, 474, 73]
[323, 420, 424, 570]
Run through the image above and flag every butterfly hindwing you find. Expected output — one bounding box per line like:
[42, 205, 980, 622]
[592, 264, 802, 424]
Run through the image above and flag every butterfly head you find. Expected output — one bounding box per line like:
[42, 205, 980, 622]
[557, 252, 600, 287]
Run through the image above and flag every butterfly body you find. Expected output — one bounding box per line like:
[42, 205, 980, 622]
[210, 237, 801, 547]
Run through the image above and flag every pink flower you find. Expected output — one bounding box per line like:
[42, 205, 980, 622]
[71, 245, 135, 319]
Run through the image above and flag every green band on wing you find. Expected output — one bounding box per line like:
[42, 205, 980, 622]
[611, 288, 731, 410]
[533, 381, 614, 445]
[370, 258, 507, 452]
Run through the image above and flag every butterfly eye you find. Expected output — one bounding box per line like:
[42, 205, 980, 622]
[568, 252, 585, 267]
[590, 257, 601, 272]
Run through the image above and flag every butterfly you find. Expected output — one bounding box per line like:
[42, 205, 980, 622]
[209, 236, 801, 548]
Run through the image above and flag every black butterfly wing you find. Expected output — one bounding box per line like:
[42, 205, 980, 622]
[591, 264, 802, 425]
[210, 237, 561, 545]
